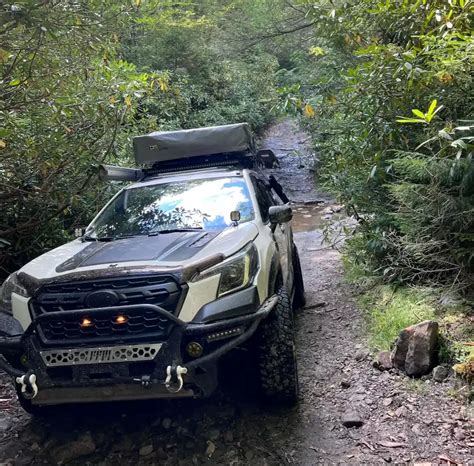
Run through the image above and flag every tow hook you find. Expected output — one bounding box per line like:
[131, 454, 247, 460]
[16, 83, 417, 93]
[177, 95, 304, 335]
[16, 371, 38, 399]
[165, 363, 187, 393]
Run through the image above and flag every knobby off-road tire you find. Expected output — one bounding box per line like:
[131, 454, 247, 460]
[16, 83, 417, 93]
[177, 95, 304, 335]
[256, 287, 299, 405]
[292, 246, 306, 310]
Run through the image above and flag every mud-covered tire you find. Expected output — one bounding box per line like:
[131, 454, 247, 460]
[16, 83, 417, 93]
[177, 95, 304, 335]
[256, 287, 299, 405]
[292, 246, 306, 310]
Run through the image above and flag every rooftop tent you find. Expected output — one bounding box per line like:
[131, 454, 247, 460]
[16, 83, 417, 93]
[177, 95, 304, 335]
[133, 123, 255, 165]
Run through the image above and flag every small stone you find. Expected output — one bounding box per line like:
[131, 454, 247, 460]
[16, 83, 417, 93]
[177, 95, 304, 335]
[341, 411, 364, 428]
[374, 351, 393, 371]
[382, 398, 393, 407]
[454, 429, 466, 441]
[162, 418, 172, 430]
[355, 349, 370, 362]
[139, 444, 154, 456]
[395, 406, 407, 417]
[432, 365, 449, 382]
[205, 440, 216, 457]
[341, 380, 351, 389]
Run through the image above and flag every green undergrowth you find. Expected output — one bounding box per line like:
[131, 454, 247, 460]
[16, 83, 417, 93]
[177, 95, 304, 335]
[358, 286, 436, 352]
[355, 283, 473, 368]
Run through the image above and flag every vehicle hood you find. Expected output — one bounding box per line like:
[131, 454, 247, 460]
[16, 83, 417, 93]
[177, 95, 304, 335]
[18, 222, 259, 281]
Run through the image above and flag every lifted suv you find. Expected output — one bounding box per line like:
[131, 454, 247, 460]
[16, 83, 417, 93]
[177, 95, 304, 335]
[0, 123, 305, 413]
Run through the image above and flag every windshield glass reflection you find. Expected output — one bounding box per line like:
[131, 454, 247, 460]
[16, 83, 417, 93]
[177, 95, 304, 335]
[89, 177, 254, 239]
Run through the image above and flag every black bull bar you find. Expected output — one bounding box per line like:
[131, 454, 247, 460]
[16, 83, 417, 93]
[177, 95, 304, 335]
[0, 295, 278, 389]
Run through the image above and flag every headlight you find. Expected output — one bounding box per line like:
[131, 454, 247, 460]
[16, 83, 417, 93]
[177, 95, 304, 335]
[0, 272, 28, 314]
[193, 243, 259, 297]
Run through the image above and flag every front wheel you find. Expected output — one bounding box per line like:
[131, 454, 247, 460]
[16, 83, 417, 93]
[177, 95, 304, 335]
[256, 287, 299, 405]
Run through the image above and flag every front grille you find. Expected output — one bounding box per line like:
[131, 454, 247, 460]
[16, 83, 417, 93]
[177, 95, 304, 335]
[40, 343, 163, 367]
[30, 274, 184, 345]
[37, 306, 176, 345]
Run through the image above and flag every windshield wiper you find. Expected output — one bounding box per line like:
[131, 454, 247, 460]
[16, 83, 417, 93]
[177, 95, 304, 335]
[83, 234, 139, 242]
[148, 227, 203, 236]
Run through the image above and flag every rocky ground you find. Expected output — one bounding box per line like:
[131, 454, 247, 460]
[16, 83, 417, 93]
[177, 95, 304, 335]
[0, 120, 472, 465]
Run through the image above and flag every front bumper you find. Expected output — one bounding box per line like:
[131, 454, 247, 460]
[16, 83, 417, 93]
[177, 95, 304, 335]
[0, 293, 278, 405]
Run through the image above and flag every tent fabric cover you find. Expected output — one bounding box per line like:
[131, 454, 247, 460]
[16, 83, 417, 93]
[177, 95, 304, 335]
[133, 123, 254, 165]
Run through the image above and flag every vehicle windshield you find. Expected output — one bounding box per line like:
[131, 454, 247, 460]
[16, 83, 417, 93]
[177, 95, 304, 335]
[87, 176, 254, 239]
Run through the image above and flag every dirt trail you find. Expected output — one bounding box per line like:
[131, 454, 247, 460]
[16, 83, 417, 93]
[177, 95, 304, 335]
[0, 120, 472, 465]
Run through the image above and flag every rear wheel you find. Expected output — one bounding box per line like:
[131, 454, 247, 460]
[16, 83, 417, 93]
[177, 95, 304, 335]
[256, 287, 299, 405]
[292, 246, 306, 310]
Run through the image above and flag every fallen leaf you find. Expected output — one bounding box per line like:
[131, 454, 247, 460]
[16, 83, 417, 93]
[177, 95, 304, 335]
[304, 103, 315, 118]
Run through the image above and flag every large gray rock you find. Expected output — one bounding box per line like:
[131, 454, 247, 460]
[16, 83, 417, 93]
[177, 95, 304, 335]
[391, 320, 439, 376]
[391, 328, 411, 370]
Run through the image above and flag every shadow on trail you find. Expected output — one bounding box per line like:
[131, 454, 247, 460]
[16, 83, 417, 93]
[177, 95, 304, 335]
[12, 348, 303, 465]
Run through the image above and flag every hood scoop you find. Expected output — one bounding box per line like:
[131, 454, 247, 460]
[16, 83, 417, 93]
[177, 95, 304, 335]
[56, 231, 219, 273]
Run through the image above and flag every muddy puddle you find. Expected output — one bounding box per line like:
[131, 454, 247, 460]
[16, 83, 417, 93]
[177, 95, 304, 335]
[291, 202, 347, 234]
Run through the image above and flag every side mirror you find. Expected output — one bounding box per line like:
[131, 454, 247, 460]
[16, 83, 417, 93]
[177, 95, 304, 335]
[269, 205, 292, 226]
[256, 149, 279, 168]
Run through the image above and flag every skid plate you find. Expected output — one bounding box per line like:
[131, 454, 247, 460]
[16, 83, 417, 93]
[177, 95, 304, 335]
[40, 343, 163, 367]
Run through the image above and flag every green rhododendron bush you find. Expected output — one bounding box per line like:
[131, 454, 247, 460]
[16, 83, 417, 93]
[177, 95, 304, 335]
[0, 0, 278, 277]
[285, 0, 473, 291]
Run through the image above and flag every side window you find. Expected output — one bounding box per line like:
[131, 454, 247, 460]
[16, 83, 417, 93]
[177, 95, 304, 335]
[252, 178, 276, 223]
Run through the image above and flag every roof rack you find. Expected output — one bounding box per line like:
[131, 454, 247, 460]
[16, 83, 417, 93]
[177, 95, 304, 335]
[98, 150, 279, 182]
[142, 151, 256, 178]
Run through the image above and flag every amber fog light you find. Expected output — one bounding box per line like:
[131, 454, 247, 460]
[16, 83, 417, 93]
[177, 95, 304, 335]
[114, 315, 128, 325]
[80, 317, 93, 328]
[186, 342, 203, 358]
